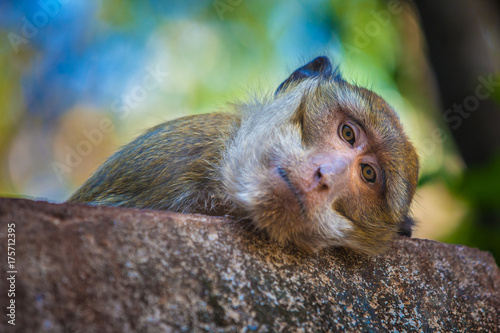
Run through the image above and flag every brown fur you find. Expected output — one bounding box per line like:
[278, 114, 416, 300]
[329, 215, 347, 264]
[69, 57, 419, 255]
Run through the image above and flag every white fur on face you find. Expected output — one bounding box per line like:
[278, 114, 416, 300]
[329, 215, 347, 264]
[221, 80, 354, 252]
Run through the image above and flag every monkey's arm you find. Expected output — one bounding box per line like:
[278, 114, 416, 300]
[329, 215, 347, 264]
[69, 112, 238, 213]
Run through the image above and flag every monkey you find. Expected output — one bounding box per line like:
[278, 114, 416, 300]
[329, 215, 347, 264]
[69, 56, 419, 255]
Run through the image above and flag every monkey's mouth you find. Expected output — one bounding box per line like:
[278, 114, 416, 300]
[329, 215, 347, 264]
[276, 167, 305, 214]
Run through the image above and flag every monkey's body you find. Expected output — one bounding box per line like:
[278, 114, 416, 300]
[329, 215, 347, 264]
[70, 57, 419, 255]
[70, 113, 238, 214]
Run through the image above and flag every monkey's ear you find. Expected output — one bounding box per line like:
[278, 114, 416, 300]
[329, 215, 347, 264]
[275, 56, 334, 95]
[398, 216, 415, 237]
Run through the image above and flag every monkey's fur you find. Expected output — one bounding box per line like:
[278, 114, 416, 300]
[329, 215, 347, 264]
[69, 56, 419, 255]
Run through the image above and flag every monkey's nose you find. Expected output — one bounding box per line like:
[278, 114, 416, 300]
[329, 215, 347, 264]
[309, 156, 350, 192]
[313, 167, 331, 190]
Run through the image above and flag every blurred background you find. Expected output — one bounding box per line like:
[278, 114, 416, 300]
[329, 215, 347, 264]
[0, 0, 499, 261]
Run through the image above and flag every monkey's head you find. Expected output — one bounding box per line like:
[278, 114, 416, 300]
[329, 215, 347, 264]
[222, 56, 419, 255]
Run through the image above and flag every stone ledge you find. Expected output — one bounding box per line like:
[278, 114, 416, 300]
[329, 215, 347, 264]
[0, 198, 498, 332]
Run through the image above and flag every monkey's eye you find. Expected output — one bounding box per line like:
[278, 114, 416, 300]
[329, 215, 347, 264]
[341, 125, 355, 145]
[361, 164, 376, 183]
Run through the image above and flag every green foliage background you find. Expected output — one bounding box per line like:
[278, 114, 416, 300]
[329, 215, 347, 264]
[0, 0, 498, 261]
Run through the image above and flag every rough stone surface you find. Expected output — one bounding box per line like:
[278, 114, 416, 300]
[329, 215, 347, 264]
[0, 198, 499, 332]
